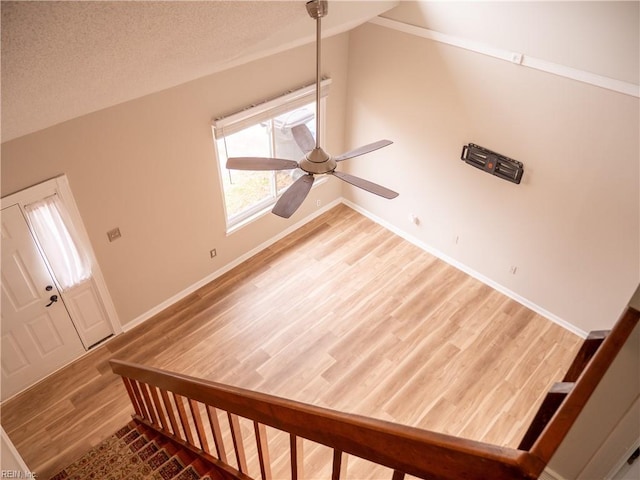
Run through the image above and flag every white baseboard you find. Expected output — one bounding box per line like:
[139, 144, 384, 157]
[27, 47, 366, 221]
[123, 198, 342, 332]
[342, 200, 587, 339]
[125, 198, 585, 339]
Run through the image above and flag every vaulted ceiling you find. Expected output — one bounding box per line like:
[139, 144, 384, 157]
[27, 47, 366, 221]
[2, 1, 637, 143]
[1, 0, 397, 142]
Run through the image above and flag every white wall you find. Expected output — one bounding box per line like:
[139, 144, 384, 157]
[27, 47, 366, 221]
[1, 34, 350, 326]
[342, 17, 639, 333]
[613, 458, 640, 480]
[382, 1, 639, 85]
[2, 3, 638, 335]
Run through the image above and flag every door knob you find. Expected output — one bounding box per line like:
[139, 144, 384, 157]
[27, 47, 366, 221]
[45, 285, 53, 291]
[45, 295, 58, 307]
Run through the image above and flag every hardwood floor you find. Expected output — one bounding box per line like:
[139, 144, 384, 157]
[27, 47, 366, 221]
[1, 204, 582, 478]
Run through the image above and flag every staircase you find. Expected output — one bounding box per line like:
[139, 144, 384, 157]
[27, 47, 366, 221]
[51, 307, 639, 480]
[50, 421, 240, 480]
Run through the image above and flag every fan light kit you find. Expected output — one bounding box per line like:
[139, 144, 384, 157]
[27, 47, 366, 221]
[225, 0, 398, 218]
[461, 143, 524, 184]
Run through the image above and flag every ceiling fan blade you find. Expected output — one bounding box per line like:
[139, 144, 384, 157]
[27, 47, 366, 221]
[331, 171, 398, 199]
[272, 174, 315, 218]
[333, 140, 393, 162]
[291, 124, 316, 154]
[226, 157, 298, 171]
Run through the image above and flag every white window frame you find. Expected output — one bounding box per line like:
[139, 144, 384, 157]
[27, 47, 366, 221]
[212, 79, 331, 232]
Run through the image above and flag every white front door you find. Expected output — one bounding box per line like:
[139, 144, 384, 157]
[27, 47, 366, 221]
[1, 204, 85, 401]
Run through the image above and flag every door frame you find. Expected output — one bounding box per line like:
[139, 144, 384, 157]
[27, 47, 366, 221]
[1, 174, 122, 340]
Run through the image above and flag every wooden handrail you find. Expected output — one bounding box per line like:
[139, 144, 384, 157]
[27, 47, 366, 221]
[518, 382, 574, 451]
[110, 306, 639, 480]
[563, 330, 609, 382]
[529, 307, 639, 468]
[110, 359, 543, 480]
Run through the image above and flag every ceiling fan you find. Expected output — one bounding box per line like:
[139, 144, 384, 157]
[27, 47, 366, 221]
[225, 0, 398, 219]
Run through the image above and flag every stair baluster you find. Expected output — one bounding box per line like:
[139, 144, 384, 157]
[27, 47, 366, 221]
[331, 449, 347, 480]
[229, 412, 249, 473]
[290, 434, 304, 480]
[254, 421, 272, 480]
[110, 307, 638, 480]
[208, 405, 229, 463]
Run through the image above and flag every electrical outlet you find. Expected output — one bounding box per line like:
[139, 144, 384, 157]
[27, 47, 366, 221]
[210, 249, 217, 259]
[316, 199, 321, 207]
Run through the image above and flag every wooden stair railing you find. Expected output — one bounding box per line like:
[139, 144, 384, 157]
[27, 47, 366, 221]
[110, 359, 544, 480]
[110, 306, 639, 480]
[518, 330, 610, 450]
[527, 307, 639, 465]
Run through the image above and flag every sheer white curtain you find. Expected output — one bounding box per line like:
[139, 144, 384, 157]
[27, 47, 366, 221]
[24, 194, 91, 290]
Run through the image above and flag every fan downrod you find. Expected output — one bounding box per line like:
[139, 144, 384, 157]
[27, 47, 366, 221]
[225, 0, 397, 219]
[301, 0, 333, 176]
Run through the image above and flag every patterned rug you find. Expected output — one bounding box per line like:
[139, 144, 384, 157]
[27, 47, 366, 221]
[49, 423, 218, 480]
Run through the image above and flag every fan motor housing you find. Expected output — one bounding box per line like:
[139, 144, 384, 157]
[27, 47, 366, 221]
[299, 147, 336, 174]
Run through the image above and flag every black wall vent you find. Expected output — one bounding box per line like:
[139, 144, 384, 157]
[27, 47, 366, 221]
[461, 143, 523, 184]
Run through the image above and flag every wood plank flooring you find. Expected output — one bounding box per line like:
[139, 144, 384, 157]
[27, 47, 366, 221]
[1, 204, 582, 478]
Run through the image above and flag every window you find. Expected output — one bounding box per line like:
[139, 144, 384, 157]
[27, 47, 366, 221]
[213, 79, 330, 230]
[216, 103, 315, 223]
[24, 194, 91, 290]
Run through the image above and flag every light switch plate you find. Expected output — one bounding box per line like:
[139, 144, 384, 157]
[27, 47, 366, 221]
[107, 228, 121, 242]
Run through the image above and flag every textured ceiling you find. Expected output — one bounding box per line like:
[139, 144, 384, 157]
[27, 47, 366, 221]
[1, 1, 397, 142]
